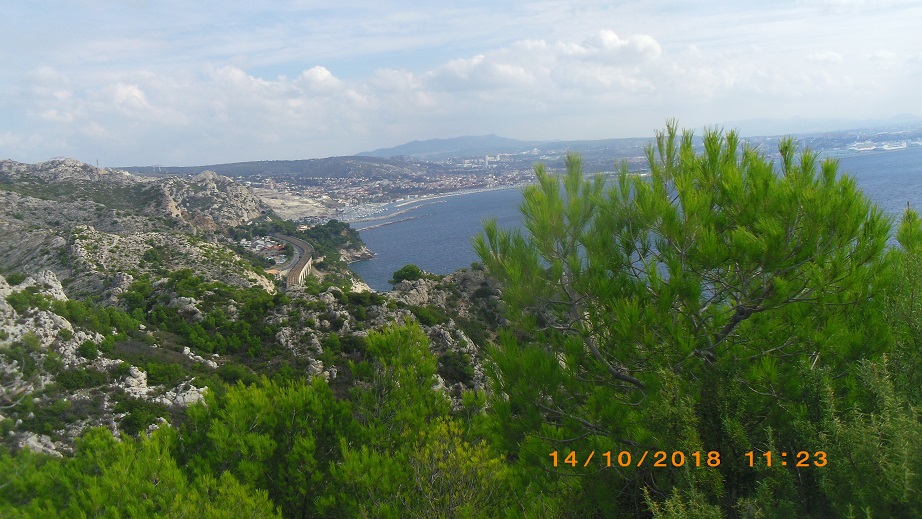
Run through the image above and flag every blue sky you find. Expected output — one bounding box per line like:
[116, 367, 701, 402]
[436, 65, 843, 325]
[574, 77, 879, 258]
[1, 0, 920, 165]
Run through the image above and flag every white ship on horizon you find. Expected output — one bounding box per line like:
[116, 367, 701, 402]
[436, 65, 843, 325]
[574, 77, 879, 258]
[882, 141, 908, 150]
[851, 140, 876, 151]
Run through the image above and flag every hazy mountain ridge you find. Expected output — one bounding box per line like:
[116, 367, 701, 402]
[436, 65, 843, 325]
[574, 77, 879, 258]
[120, 156, 432, 180]
[110, 119, 922, 187]
[724, 113, 922, 137]
[358, 134, 545, 159]
[360, 122, 922, 161]
[357, 134, 653, 161]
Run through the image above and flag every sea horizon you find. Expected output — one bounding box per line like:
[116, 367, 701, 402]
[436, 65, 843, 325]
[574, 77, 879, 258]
[349, 145, 922, 291]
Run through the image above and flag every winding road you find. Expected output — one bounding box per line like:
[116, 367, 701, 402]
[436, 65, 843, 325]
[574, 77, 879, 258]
[273, 234, 314, 288]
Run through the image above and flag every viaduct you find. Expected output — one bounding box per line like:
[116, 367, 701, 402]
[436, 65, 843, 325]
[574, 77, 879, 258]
[274, 234, 314, 289]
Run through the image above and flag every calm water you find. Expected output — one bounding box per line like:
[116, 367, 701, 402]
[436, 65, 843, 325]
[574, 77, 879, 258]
[349, 189, 525, 291]
[349, 146, 922, 291]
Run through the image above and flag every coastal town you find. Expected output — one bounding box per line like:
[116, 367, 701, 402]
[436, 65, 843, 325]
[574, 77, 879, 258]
[121, 125, 922, 225]
[235, 153, 549, 222]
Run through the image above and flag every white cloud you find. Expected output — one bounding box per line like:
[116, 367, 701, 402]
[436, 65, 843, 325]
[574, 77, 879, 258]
[25, 66, 68, 85]
[584, 31, 663, 61]
[867, 50, 900, 69]
[807, 51, 844, 63]
[2, 1, 921, 164]
[112, 83, 152, 115]
[37, 109, 76, 123]
[296, 66, 343, 93]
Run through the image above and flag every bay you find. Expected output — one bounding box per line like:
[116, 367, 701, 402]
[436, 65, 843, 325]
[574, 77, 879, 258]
[349, 146, 922, 291]
[349, 189, 525, 291]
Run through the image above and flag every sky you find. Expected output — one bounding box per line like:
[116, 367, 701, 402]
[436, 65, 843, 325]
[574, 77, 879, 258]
[1, 0, 920, 166]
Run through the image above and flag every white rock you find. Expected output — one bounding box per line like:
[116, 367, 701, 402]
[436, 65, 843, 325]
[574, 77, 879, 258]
[19, 432, 63, 458]
[28, 271, 69, 301]
[307, 359, 324, 377]
[350, 279, 372, 293]
[123, 366, 151, 397]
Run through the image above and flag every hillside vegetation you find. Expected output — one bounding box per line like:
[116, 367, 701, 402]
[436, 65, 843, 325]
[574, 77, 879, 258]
[3, 124, 922, 517]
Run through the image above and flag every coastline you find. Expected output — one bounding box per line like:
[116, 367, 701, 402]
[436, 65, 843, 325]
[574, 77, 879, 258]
[345, 184, 530, 291]
[339, 182, 530, 227]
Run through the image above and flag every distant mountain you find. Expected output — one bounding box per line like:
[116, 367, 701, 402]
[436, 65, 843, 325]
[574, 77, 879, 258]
[357, 135, 548, 160]
[723, 114, 922, 137]
[120, 116, 922, 178]
[119, 156, 428, 179]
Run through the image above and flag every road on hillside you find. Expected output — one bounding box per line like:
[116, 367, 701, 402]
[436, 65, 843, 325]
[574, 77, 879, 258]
[273, 234, 314, 288]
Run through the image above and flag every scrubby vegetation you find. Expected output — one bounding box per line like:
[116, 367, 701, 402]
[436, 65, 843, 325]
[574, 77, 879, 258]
[4, 124, 922, 516]
[231, 218, 364, 266]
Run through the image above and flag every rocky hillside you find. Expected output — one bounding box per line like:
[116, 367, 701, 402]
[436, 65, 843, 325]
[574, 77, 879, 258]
[0, 159, 272, 231]
[0, 262, 502, 455]
[0, 157, 504, 458]
[159, 170, 271, 229]
[120, 155, 433, 179]
[0, 270, 210, 455]
[0, 159, 278, 292]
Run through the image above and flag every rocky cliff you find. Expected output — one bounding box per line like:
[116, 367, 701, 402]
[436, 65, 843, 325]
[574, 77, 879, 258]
[0, 158, 503, 459]
[0, 271, 209, 455]
[0, 159, 272, 232]
[159, 170, 271, 230]
[0, 158, 277, 293]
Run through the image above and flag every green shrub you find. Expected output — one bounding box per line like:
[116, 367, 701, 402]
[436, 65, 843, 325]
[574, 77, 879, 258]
[340, 334, 367, 355]
[111, 361, 132, 379]
[217, 363, 259, 386]
[409, 305, 449, 326]
[78, 341, 99, 360]
[473, 285, 494, 299]
[6, 288, 50, 313]
[114, 396, 168, 436]
[44, 352, 64, 374]
[455, 317, 489, 348]
[350, 305, 367, 321]
[145, 362, 187, 387]
[98, 336, 116, 353]
[323, 333, 342, 353]
[56, 368, 108, 390]
[20, 399, 70, 435]
[347, 291, 384, 307]
[0, 334, 42, 376]
[437, 350, 474, 385]
[142, 247, 162, 265]
[4, 272, 26, 285]
[325, 313, 346, 331]
[390, 264, 424, 284]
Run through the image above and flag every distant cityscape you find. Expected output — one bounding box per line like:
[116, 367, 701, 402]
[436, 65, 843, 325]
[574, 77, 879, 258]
[123, 124, 922, 223]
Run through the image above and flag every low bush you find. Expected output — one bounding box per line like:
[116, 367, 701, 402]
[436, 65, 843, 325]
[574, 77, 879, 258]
[56, 368, 108, 390]
[409, 305, 449, 326]
[78, 341, 99, 360]
[437, 350, 475, 385]
[114, 396, 168, 436]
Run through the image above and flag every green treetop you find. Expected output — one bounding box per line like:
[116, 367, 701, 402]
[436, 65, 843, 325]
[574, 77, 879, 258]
[474, 122, 892, 516]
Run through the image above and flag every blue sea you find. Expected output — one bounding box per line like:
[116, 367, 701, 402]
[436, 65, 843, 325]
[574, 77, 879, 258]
[349, 145, 922, 291]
